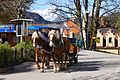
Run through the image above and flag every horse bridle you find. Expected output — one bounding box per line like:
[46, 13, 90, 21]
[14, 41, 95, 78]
[48, 31, 64, 48]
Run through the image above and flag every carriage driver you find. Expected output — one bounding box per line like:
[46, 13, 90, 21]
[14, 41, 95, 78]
[38, 28, 51, 41]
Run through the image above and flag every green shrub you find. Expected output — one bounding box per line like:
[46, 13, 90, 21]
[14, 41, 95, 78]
[0, 43, 14, 68]
[16, 41, 35, 61]
[0, 42, 35, 68]
[24, 42, 35, 59]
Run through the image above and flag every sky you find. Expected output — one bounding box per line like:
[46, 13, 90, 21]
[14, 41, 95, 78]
[30, 0, 50, 11]
[30, 0, 59, 21]
[30, 0, 70, 21]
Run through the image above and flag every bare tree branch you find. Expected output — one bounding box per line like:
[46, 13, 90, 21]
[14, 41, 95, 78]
[100, 5, 119, 16]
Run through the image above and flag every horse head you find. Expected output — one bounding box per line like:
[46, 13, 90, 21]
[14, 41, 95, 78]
[32, 31, 50, 48]
[32, 31, 40, 47]
[48, 29, 61, 47]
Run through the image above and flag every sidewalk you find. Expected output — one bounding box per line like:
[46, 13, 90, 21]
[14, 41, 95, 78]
[78, 49, 120, 61]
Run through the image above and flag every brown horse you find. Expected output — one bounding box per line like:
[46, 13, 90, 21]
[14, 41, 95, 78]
[32, 31, 53, 72]
[48, 30, 70, 72]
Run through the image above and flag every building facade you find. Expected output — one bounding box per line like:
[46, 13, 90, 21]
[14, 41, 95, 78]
[96, 27, 120, 49]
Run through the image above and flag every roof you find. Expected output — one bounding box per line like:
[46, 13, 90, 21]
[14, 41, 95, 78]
[10, 19, 34, 26]
[45, 23, 69, 29]
[98, 27, 118, 33]
[10, 19, 34, 22]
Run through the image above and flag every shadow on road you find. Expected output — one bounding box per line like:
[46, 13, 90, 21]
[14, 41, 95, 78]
[0, 62, 36, 75]
[0, 78, 6, 80]
[66, 61, 103, 73]
[0, 60, 104, 74]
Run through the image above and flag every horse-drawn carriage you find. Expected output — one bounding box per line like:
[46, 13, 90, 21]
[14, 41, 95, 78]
[31, 24, 78, 72]
[67, 37, 78, 65]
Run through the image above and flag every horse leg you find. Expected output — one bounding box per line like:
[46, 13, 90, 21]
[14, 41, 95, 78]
[60, 57, 63, 69]
[45, 56, 50, 69]
[53, 61, 57, 73]
[57, 59, 61, 72]
[52, 56, 57, 73]
[35, 48, 40, 69]
[64, 52, 68, 69]
[41, 54, 45, 72]
[45, 59, 50, 69]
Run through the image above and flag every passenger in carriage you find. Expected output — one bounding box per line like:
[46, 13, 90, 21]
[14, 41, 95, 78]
[67, 33, 76, 44]
[38, 28, 51, 41]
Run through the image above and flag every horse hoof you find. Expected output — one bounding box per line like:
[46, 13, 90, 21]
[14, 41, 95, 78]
[41, 71, 44, 73]
[57, 68, 60, 72]
[40, 69, 44, 72]
[64, 65, 67, 69]
[37, 65, 40, 69]
[54, 70, 57, 73]
[47, 67, 50, 69]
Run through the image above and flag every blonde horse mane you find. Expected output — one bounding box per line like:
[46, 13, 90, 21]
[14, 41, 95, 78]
[32, 31, 39, 39]
[48, 30, 60, 39]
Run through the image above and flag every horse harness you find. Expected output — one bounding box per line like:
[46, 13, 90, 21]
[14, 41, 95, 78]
[48, 31, 64, 48]
[36, 31, 54, 54]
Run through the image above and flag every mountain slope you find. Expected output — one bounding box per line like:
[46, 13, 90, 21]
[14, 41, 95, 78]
[32, 6, 69, 22]
[25, 12, 51, 24]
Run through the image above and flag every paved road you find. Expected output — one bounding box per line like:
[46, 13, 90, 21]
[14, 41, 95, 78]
[0, 50, 120, 80]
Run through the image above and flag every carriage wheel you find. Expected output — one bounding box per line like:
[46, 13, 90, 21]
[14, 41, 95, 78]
[69, 60, 72, 66]
[74, 57, 78, 64]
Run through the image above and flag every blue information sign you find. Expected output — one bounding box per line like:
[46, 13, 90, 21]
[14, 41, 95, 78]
[0, 25, 14, 32]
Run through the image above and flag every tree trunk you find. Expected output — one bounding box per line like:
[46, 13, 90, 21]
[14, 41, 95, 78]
[84, 0, 89, 49]
[94, 0, 102, 50]
[74, 0, 85, 49]
[89, 0, 96, 50]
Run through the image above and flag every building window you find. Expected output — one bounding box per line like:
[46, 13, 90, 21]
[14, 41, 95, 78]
[18, 24, 21, 35]
[109, 37, 112, 43]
